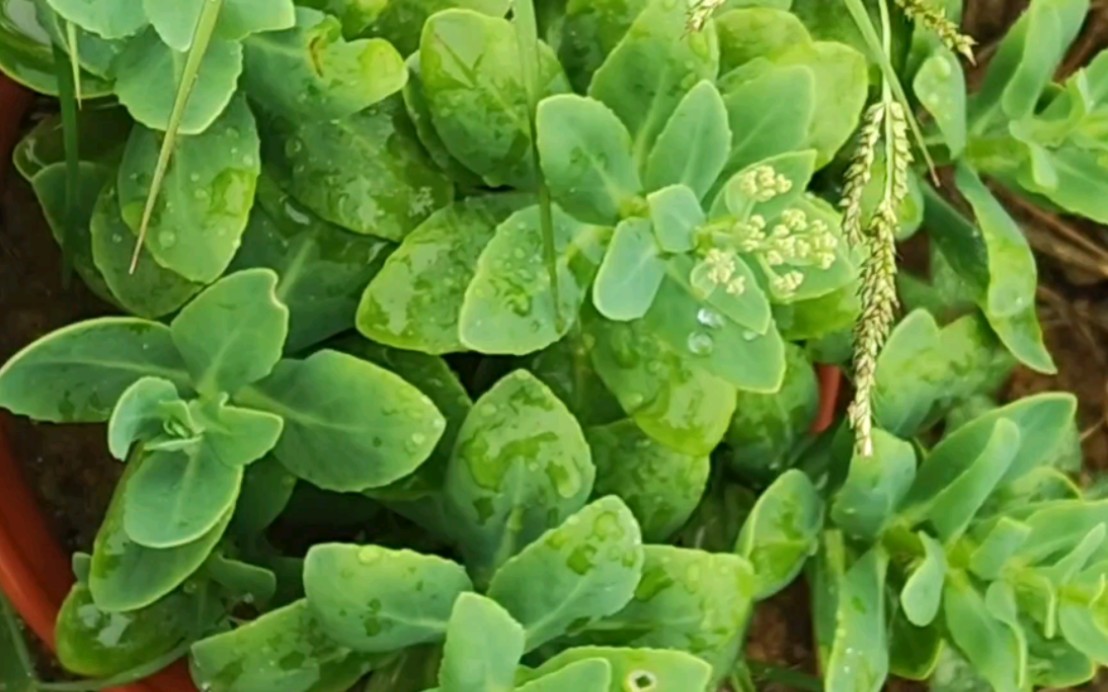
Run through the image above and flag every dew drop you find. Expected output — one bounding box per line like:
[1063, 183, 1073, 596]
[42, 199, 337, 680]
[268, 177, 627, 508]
[686, 332, 714, 356]
[158, 231, 177, 248]
[696, 307, 725, 329]
[741, 330, 757, 342]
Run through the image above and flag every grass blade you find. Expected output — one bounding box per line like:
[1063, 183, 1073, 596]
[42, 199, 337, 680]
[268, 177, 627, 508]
[129, 0, 225, 274]
[63, 20, 82, 106]
[51, 41, 80, 287]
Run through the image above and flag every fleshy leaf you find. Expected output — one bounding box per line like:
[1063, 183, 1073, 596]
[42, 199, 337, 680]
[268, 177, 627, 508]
[260, 97, 453, 240]
[592, 218, 665, 322]
[720, 65, 815, 176]
[190, 600, 376, 691]
[44, 0, 147, 38]
[584, 308, 735, 456]
[107, 377, 183, 460]
[460, 204, 608, 355]
[357, 194, 529, 355]
[419, 8, 568, 188]
[122, 448, 243, 549]
[304, 544, 472, 652]
[914, 47, 967, 157]
[526, 646, 712, 692]
[242, 8, 406, 121]
[586, 420, 709, 542]
[230, 175, 393, 354]
[900, 533, 946, 627]
[647, 184, 704, 254]
[735, 469, 823, 599]
[239, 350, 446, 491]
[90, 184, 202, 318]
[0, 318, 188, 423]
[117, 95, 261, 283]
[443, 370, 595, 582]
[89, 455, 231, 612]
[588, 0, 720, 168]
[575, 546, 756, 679]
[645, 80, 731, 200]
[439, 593, 523, 692]
[536, 93, 641, 225]
[113, 29, 243, 135]
[831, 429, 916, 541]
[824, 548, 890, 692]
[169, 269, 289, 395]
[487, 497, 643, 652]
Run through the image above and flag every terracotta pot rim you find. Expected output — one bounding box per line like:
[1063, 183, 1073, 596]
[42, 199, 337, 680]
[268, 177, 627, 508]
[0, 75, 193, 692]
[0, 73, 845, 692]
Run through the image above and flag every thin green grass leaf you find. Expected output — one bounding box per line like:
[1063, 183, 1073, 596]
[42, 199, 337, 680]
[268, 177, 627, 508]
[63, 20, 82, 106]
[512, 0, 563, 330]
[51, 42, 80, 288]
[129, 0, 225, 274]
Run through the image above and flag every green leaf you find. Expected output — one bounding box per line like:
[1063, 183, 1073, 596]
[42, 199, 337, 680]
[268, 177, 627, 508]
[527, 646, 712, 692]
[439, 593, 523, 692]
[716, 7, 810, 75]
[443, 370, 594, 581]
[187, 395, 284, 467]
[141, 0, 204, 51]
[1016, 145, 1108, 224]
[923, 185, 1054, 373]
[369, 0, 511, 56]
[537, 94, 642, 225]
[170, 269, 289, 395]
[589, 0, 720, 168]
[123, 447, 242, 549]
[577, 546, 756, 679]
[914, 47, 967, 156]
[0, 318, 188, 423]
[55, 583, 196, 678]
[720, 65, 815, 174]
[556, 0, 646, 92]
[643, 80, 730, 201]
[775, 41, 868, 166]
[44, 0, 147, 38]
[304, 544, 471, 652]
[943, 572, 1025, 692]
[901, 532, 946, 627]
[231, 175, 393, 354]
[647, 184, 704, 254]
[872, 310, 942, 436]
[29, 160, 113, 304]
[968, 517, 1031, 580]
[736, 469, 822, 598]
[107, 376, 183, 460]
[643, 256, 784, 392]
[592, 218, 665, 321]
[239, 350, 446, 491]
[909, 392, 1076, 504]
[718, 149, 816, 219]
[487, 497, 642, 651]
[584, 308, 736, 456]
[970, 0, 1088, 126]
[954, 165, 1037, 321]
[89, 454, 232, 612]
[113, 29, 243, 135]
[460, 204, 608, 355]
[831, 429, 916, 541]
[207, 554, 277, 607]
[419, 8, 567, 188]
[260, 97, 453, 240]
[824, 548, 890, 692]
[89, 184, 203, 319]
[117, 95, 260, 283]
[906, 419, 1021, 543]
[888, 613, 943, 682]
[191, 600, 376, 692]
[357, 194, 528, 355]
[725, 342, 818, 482]
[1058, 597, 1108, 666]
[217, 0, 297, 41]
[243, 8, 406, 121]
[586, 420, 709, 542]
[515, 658, 612, 692]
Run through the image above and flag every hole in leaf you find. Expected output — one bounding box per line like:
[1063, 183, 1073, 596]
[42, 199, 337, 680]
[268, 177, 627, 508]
[627, 670, 657, 691]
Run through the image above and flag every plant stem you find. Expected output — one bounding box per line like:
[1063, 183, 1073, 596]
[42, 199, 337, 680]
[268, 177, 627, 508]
[51, 41, 80, 288]
[512, 0, 563, 330]
[130, 0, 224, 274]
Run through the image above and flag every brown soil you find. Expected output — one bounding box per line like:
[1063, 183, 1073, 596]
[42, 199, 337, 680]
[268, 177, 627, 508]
[0, 158, 119, 555]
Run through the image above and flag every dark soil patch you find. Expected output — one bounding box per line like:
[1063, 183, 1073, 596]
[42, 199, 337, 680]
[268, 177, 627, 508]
[0, 167, 119, 555]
